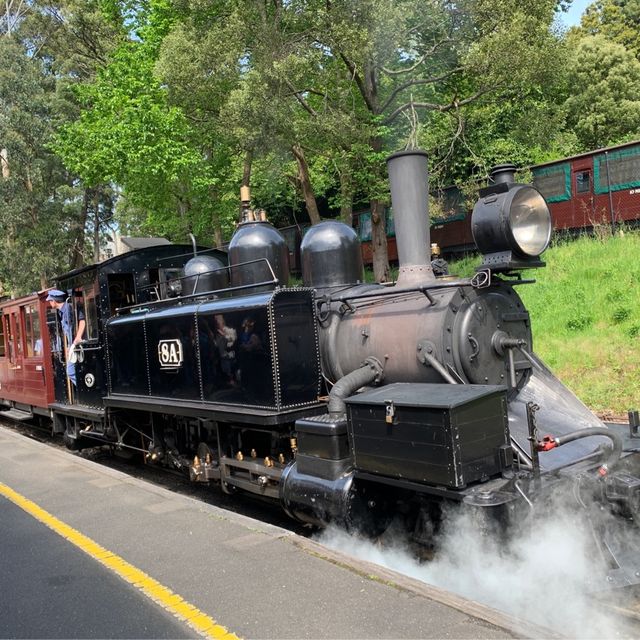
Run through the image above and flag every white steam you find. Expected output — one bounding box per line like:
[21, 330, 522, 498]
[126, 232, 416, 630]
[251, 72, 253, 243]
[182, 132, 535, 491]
[315, 498, 630, 638]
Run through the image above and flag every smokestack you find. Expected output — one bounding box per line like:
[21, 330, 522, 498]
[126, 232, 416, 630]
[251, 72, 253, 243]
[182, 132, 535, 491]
[386, 150, 433, 285]
[490, 164, 517, 185]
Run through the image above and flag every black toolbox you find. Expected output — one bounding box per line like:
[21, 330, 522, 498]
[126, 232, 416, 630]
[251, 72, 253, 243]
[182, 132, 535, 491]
[345, 383, 511, 489]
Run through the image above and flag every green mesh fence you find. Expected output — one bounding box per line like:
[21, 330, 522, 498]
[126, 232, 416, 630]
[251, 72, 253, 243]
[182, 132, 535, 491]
[594, 145, 640, 194]
[532, 163, 571, 202]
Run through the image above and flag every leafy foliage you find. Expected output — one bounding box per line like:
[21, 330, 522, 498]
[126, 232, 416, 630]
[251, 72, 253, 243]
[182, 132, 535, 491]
[564, 34, 640, 149]
[0, 38, 82, 293]
[2, 0, 640, 291]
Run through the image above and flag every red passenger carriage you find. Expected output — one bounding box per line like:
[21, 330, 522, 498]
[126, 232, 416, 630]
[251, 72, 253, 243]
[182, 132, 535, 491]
[532, 140, 640, 231]
[0, 292, 54, 416]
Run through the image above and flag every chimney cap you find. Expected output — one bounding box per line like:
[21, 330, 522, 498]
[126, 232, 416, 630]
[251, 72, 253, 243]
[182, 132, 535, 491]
[489, 164, 517, 184]
[386, 149, 428, 164]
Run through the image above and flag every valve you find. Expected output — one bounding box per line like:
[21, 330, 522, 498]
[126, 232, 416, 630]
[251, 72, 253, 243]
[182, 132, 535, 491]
[537, 435, 558, 452]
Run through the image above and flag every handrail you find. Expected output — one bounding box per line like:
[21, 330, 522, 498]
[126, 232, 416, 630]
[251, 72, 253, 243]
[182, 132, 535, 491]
[115, 273, 280, 315]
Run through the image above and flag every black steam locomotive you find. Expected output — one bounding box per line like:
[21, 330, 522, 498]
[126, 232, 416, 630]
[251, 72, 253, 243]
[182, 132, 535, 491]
[39, 151, 640, 587]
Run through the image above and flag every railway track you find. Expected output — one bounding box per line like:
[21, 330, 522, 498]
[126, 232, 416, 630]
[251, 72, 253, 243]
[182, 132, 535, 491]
[3, 412, 640, 639]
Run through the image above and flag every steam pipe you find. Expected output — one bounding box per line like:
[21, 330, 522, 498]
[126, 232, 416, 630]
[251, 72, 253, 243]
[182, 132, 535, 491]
[189, 233, 198, 257]
[538, 427, 623, 477]
[328, 357, 384, 415]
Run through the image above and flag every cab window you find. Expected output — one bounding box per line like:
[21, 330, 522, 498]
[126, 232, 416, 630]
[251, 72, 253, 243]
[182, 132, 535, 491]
[80, 285, 99, 341]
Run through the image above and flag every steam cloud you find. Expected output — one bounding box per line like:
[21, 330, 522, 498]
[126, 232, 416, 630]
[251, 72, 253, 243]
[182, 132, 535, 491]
[315, 493, 631, 638]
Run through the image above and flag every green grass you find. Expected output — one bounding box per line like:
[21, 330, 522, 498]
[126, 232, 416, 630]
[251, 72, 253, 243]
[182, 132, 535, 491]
[449, 230, 640, 418]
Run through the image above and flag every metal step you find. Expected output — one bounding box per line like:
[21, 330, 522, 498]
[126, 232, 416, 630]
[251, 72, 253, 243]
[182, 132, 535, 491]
[2, 408, 34, 421]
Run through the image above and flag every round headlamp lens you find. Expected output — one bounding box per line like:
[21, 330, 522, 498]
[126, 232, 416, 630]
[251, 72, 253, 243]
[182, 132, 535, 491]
[509, 187, 552, 256]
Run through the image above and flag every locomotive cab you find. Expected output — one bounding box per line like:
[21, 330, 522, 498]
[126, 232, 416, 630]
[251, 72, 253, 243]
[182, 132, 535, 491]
[50, 244, 227, 446]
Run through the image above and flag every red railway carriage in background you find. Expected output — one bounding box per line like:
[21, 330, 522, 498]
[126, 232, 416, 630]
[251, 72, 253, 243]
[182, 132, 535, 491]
[0, 292, 54, 416]
[346, 139, 640, 263]
[531, 139, 640, 231]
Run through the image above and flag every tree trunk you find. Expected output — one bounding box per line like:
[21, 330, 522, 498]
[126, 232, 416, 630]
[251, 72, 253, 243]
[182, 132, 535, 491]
[370, 198, 390, 283]
[292, 144, 321, 225]
[339, 169, 354, 228]
[369, 136, 390, 282]
[213, 222, 223, 248]
[239, 148, 253, 222]
[93, 190, 101, 262]
[1, 148, 9, 179]
[242, 148, 253, 191]
[341, 199, 353, 229]
[70, 188, 90, 270]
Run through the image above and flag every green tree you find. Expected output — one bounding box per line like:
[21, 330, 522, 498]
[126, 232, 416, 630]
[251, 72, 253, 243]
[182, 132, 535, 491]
[576, 0, 640, 57]
[46, 0, 568, 284]
[565, 35, 640, 149]
[0, 38, 80, 293]
[284, 0, 565, 280]
[52, 0, 241, 246]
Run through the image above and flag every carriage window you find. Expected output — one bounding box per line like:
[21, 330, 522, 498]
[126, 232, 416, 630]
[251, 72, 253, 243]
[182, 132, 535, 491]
[358, 212, 372, 242]
[13, 313, 22, 356]
[25, 304, 42, 357]
[5, 315, 12, 359]
[80, 286, 99, 341]
[0, 314, 5, 357]
[576, 170, 591, 194]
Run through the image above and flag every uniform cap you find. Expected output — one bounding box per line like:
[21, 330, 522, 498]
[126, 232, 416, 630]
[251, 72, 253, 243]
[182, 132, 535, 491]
[46, 289, 66, 302]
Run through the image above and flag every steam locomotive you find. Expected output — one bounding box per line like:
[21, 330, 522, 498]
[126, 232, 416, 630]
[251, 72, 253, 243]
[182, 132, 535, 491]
[1, 150, 639, 587]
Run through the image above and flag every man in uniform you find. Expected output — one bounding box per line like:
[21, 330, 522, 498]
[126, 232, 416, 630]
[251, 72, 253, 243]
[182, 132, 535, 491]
[46, 289, 85, 385]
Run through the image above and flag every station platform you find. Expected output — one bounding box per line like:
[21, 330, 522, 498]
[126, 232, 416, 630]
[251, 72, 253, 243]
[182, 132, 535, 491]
[0, 426, 544, 639]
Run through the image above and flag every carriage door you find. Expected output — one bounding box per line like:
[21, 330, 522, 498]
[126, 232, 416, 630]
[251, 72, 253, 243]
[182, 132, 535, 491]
[1, 314, 13, 394]
[8, 311, 24, 396]
[573, 163, 594, 227]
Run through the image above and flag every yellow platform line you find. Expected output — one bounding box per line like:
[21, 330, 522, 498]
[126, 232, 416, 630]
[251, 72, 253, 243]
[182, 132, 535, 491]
[0, 482, 240, 640]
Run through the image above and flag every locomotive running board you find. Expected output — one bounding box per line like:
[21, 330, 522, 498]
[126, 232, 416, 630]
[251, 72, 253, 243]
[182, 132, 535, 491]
[104, 394, 325, 426]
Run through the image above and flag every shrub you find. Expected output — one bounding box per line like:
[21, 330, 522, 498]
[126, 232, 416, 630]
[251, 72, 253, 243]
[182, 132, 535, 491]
[627, 324, 640, 339]
[612, 307, 631, 324]
[566, 312, 593, 331]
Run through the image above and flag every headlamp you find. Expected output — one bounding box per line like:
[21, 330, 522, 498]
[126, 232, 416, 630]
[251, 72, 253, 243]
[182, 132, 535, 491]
[471, 167, 551, 272]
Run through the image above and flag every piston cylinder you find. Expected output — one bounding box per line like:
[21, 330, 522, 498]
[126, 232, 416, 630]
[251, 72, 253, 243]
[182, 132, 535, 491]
[280, 461, 356, 527]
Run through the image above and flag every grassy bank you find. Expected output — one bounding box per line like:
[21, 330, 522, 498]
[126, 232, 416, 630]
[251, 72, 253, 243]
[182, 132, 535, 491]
[451, 230, 640, 419]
